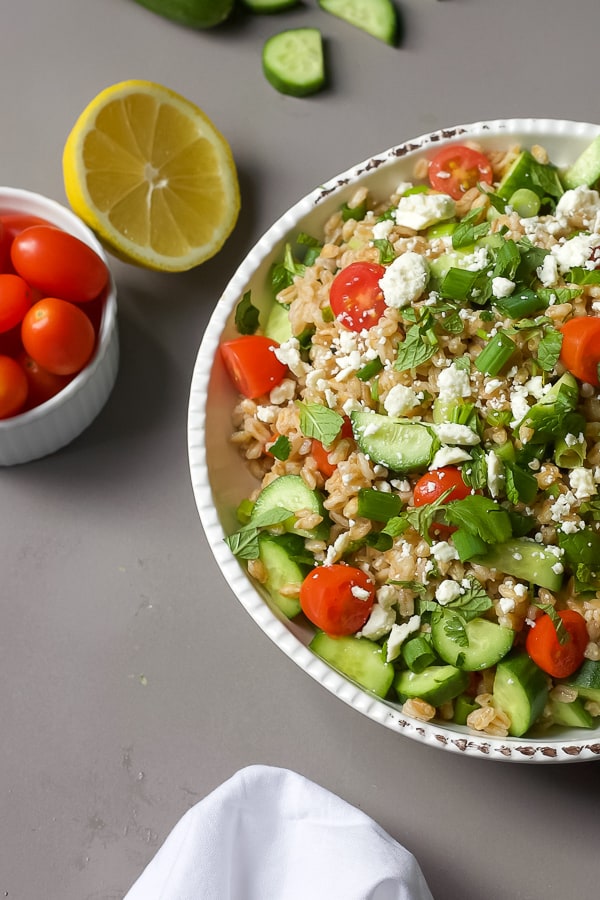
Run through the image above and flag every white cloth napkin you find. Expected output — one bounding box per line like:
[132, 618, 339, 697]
[124, 765, 434, 900]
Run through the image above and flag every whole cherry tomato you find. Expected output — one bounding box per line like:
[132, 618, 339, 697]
[329, 261, 387, 332]
[0, 274, 32, 333]
[18, 351, 73, 408]
[21, 298, 96, 376]
[300, 563, 375, 636]
[428, 145, 494, 200]
[0, 354, 28, 418]
[11, 225, 109, 303]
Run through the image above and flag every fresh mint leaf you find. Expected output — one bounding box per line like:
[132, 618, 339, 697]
[461, 446, 488, 491]
[536, 327, 563, 372]
[537, 287, 581, 305]
[404, 488, 453, 545]
[373, 238, 396, 265]
[452, 209, 490, 249]
[235, 290, 260, 335]
[268, 435, 291, 461]
[225, 506, 293, 560]
[297, 402, 344, 448]
[443, 577, 492, 621]
[394, 324, 438, 372]
[493, 239, 521, 280]
[535, 603, 569, 645]
[566, 267, 600, 286]
[445, 494, 512, 544]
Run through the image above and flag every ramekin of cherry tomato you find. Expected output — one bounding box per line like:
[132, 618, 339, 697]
[0, 187, 118, 465]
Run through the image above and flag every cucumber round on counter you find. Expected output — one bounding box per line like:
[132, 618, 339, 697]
[262, 28, 326, 97]
[318, 0, 397, 45]
[243, 0, 299, 11]
[132, 0, 234, 28]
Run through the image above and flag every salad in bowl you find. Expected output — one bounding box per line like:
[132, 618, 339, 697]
[189, 120, 600, 762]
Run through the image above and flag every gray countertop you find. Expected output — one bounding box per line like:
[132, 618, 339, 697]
[2, 2, 599, 898]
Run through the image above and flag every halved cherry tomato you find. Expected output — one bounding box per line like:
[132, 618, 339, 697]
[559, 316, 600, 387]
[428, 145, 494, 200]
[0, 274, 32, 333]
[311, 416, 354, 478]
[300, 563, 375, 636]
[413, 466, 471, 540]
[525, 609, 588, 678]
[18, 351, 73, 408]
[0, 354, 28, 418]
[220, 335, 288, 399]
[11, 225, 109, 304]
[21, 298, 96, 376]
[329, 261, 387, 332]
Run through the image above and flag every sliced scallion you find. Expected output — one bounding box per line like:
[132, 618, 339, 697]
[356, 357, 384, 382]
[401, 635, 436, 673]
[357, 488, 403, 522]
[440, 267, 480, 301]
[474, 332, 517, 375]
[494, 289, 548, 319]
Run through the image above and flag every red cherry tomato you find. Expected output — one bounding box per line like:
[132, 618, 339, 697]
[21, 298, 96, 376]
[11, 225, 109, 304]
[0, 354, 28, 418]
[559, 316, 600, 387]
[428, 145, 494, 200]
[0, 215, 54, 274]
[0, 221, 8, 273]
[18, 351, 73, 408]
[329, 261, 387, 332]
[526, 609, 588, 679]
[0, 274, 32, 333]
[300, 564, 375, 636]
[413, 466, 471, 540]
[311, 416, 354, 478]
[220, 335, 288, 399]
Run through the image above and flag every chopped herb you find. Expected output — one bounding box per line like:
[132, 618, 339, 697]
[492, 239, 521, 280]
[235, 290, 260, 335]
[452, 209, 490, 249]
[341, 199, 368, 222]
[445, 494, 513, 544]
[537, 287, 581, 305]
[373, 238, 396, 265]
[394, 324, 438, 372]
[535, 604, 569, 645]
[566, 267, 600, 286]
[440, 612, 469, 647]
[297, 402, 344, 448]
[401, 488, 454, 545]
[461, 446, 488, 490]
[442, 577, 492, 620]
[225, 506, 293, 560]
[536, 327, 563, 372]
[268, 434, 291, 461]
[504, 463, 539, 505]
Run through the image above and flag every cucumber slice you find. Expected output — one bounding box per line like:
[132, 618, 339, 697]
[262, 28, 326, 97]
[563, 658, 600, 703]
[471, 538, 564, 593]
[431, 612, 515, 672]
[257, 534, 304, 618]
[264, 300, 293, 344]
[453, 693, 479, 726]
[350, 410, 437, 473]
[394, 665, 469, 707]
[562, 135, 600, 190]
[310, 632, 394, 698]
[318, 0, 397, 45]
[549, 697, 594, 729]
[251, 474, 330, 540]
[493, 653, 548, 737]
[243, 0, 298, 11]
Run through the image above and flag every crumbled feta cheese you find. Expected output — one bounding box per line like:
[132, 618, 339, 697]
[569, 467, 596, 500]
[386, 615, 421, 662]
[437, 363, 472, 402]
[461, 246, 489, 271]
[510, 386, 531, 427]
[431, 541, 459, 564]
[486, 449, 505, 499]
[352, 585, 372, 601]
[536, 253, 559, 287]
[491, 276, 515, 299]
[434, 423, 481, 446]
[513, 583, 528, 598]
[376, 584, 398, 610]
[323, 532, 352, 565]
[498, 597, 515, 615]
[556, 185, 600, 225]
[383, 384, 420, 417]
[358, 603, 396, 641]
[430, 447, 472, 469]
[273, 338, 307, 377]
[255, 405, 277, 423]
[551, 233, 600, 273]
[379, 252, 429, 308]
[394, 192, 455, 231]
[372, 219, 394, 241]
[483, 378, 504, 395]
[549, 490, 577, 523]
[436, 579, 462, 605]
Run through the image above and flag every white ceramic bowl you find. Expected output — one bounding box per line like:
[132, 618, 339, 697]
[0, 188, 118, 465]
[189, 119, 600, 763]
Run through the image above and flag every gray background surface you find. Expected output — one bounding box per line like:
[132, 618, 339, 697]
[1, 2, 599, 898]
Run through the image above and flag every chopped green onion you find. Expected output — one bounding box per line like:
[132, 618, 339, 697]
[440, 267, 480, 301]
[508, 188, 541, 217]
[401, 635, 436, 673]
[402, 184, 429, 195]
[474, 332, 517, 375]
[553, 413, 587, 468]
[236, 498, 255, 525]
[341, 199, 367, 222]
[357, 488, 403, 522]
[494, 289, 547, 319]
[356, 357, 384, 382]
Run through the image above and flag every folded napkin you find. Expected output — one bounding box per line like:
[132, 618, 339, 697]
[124, 765, 434, 900]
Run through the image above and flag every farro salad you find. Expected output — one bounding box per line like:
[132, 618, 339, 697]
[222, 135, 600, 739]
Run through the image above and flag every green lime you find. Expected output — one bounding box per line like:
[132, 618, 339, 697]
[133, 0, 235, 29]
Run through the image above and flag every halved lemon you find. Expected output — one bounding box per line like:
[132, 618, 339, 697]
[63, 80, 240, 272]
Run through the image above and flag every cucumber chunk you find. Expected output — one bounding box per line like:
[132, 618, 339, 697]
[243, 0, 298, 12]
[318, 0, 397, 45]
[351, 410, 437, 473]
[563, 658, 600, 703]
[471, 537, 564, 593]
[257, 534, 304, 618]
[394, 665, 469, 707]
[493, 653, 548, 737]
[310, 632, 394, 698]
[431, 611, 515, 672]
[264, 300, 293, 344]
[562, 135, 600, 190]
[549, 697, 594, 729]
[453, 693, 479, 726]
[496, 150, 563, 202]
[251, 474, 330, 540]
[262, 28, 326, 97]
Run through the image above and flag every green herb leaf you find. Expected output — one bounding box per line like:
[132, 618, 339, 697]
[441, 612, 469, 647]
[341, 200, 367, 222]
[268, 435, 291, 461]
[225, 506, 294, 560]
[235, 290, 260, 335]
[297, 402, 344, 448]
[535, 603, 569, 645]
[452, 209, 489, 249]
[493, 239, 521, 280]
[394, 324, 438, 372]
[443, 577, 492, 621]
[536, 327, 563, 372]
[404, 488, 453, 545]
[373, 238, 396, 265]
[461, 446, 488, 491]
[445, 494, 513, 544]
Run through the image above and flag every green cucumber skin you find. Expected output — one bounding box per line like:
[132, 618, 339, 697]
[562, 135, 600, 190]
[493, 653, 548, 737]
[243, 0, 298, 11]
[262, 29, 326, 98]
[264, 301, 293, 344]
[549, 698, 594, 729]
[318, 0, 397, 45]
[350, 411, 437, 473]
[251, 474, 330, 541]
[563, 658, 600, 703]
[257, 535, 303, 619]
[394, 665, 469, 707]
[431, 613, 515, 672]
[472, 538, 564, 593]
[310, 632, 394, 698]
[132, 0, 234, 28]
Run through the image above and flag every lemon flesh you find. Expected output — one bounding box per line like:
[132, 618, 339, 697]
[63, 80, 240, 271]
